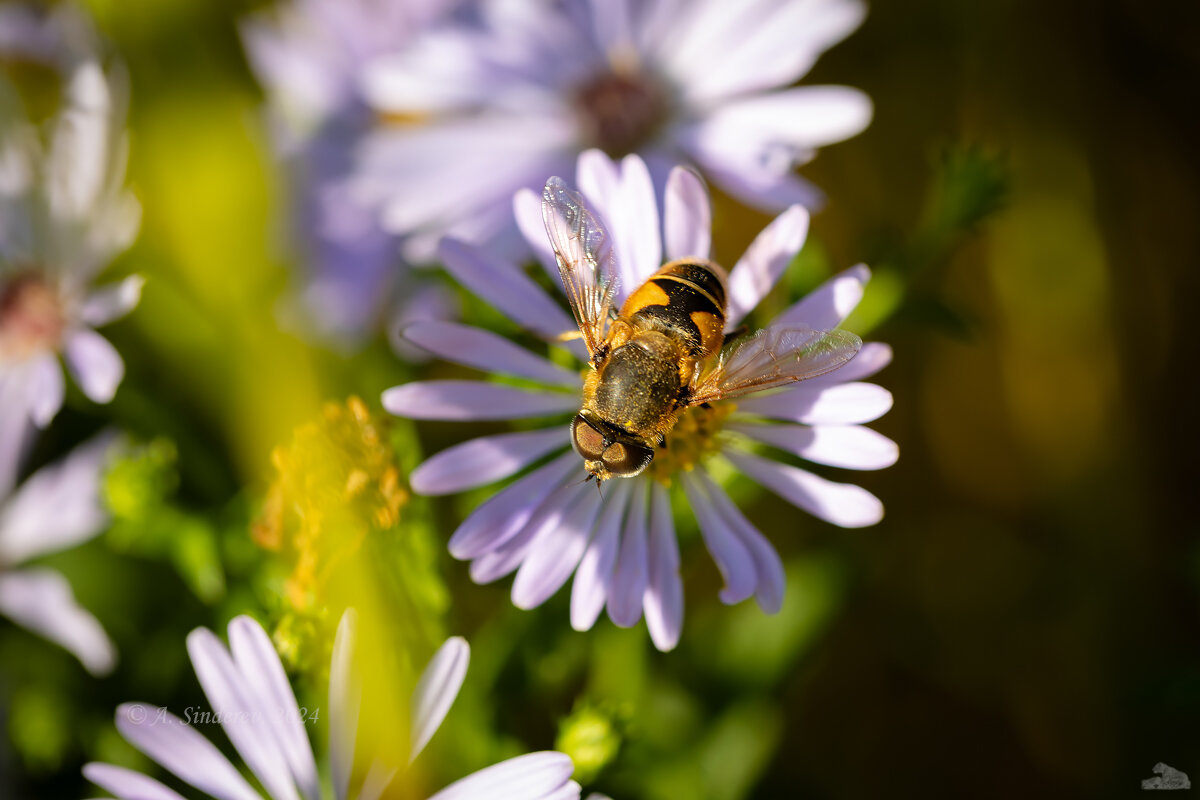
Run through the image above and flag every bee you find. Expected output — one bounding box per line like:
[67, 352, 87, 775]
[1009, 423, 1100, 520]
[542, 175, 862, 482]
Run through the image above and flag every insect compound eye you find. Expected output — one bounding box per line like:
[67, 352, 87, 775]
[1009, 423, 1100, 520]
[570, 415, 607, 460]
[601, 440, 654, 477]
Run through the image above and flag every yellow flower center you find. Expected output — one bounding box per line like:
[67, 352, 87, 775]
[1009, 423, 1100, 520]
[648, 402, 736, 486]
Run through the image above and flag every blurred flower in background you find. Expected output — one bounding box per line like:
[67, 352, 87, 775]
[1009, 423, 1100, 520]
[384, 149, 894, 650]
[85, 611, 582, 800]
[241, 0, 462, 345]
[0, 8, 141, 469]
[0, 431, 120, 675]
[355, 0, 871, 263]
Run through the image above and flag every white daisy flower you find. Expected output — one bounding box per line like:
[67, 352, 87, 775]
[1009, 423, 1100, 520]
[85, 611, 582, 800]
[384, 150, 895, 651]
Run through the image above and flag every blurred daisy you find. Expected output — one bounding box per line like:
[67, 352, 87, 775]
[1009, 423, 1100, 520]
[385, 150, 895, 651]
[0, 431, 119, 675]
[85, 611, 582, 800]
[0, 57, 142, 435]
[240, 0, 462, 344]
[357, 0, 871, 261]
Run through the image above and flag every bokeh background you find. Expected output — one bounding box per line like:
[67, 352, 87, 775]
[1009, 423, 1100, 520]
[3, 0, 1199, 797]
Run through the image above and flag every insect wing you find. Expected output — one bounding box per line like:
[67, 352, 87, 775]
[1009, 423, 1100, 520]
[542, 176, 619, 358]
[688, 327, 862, 405]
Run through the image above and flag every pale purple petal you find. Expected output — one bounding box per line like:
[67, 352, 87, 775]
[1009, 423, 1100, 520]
[83, 763, 188, 800]
[362, 113, 573, 241]
[692, 87, 872, 156]
[80, 274, 143, 326]
[449, 451, 579, 559]
[186, 627, 300, 800]
[437, 238, 576, 340]
[680, 473, 756, 604]
[615, 154, 662, 289]
[607, 479, 649, 627]
[643, 482, 683, 651]
[413, 428, 570, 496]
[663, 166, 711, 261]
[0, 568, 115, 675]
[426, 752, 577, 800]
[773, 264, 870, 331]
[679, 0, 866, 103]
[0, 430, 115, 564]
[410, 636, 469, 762]
[115, 703, 260, 800]
[544, 782, 584, 800]
[329, 610, 360, 800]
[513, 187, 560, 282]
[512, 484, 603, 609]
[470, 483, 579, 585]
[403, 321, 579, 387]
[382, 381, 578, 421]
[227, 616, 321, 800]
[570, 479, 630, 632]
[737, 382, 893, 425]
[698, 471, 785, 614]
[803, 341, 891, 388]
[724, 205, 809, 330]
[356, 761, 398, 800]
[724, 449, 883, 528]
[26, 354, 65, 427]
[728, 422, 898, 470]
[64, 328, 124, 404]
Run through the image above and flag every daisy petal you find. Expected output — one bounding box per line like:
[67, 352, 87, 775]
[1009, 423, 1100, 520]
[115, 703, 260, 800]
[680, 473, 756, 604]
[411, 636, 469, 763]
[737, 382, 892, 426]
[729, 422, 898, 470]
[449, 451, 579, 559]
[329, 611, 361, 800]
[607, 480, 649, 627]
[616, 153, 662, 288]
[412, 428, 570, 496]
[186, 628, 299, 800]
[356, 761, 398, 800]
[514, 187, 560, 281]
[544, 782, 584, 800]
[403, 321, 579, 388]
[0, 431, 114, 564]
[773, 264, 870, 331]
[438, 238, 576, 340]
[804, 342, 892, 387]
[0, 568, 115, 675]
[570, 480, 630, 632]
[427, 751, 577, 800]
[725, 205, 810, 330]
[699, 473, 785, 614]
[26, 354, 65, 427]
[512, 484, 603, 610]
[724, 449, 883, 528]
[681, 0, 867, 103]
[382, 381, 578, 421]
[643, 482, 683, 651]
[663, 166, 711, 261]
[696, 86, 873, 156]
[80, 275, 144, 327]
[227, 616, 321, 800]
[64, 328, 124, 404]
[84, 762, 188, 800]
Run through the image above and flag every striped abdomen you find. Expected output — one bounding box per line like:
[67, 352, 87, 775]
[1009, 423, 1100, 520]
[618, 259, 727, 360]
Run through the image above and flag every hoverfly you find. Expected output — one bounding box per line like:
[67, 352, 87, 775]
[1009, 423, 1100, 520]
[542, 176, 862, 482]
